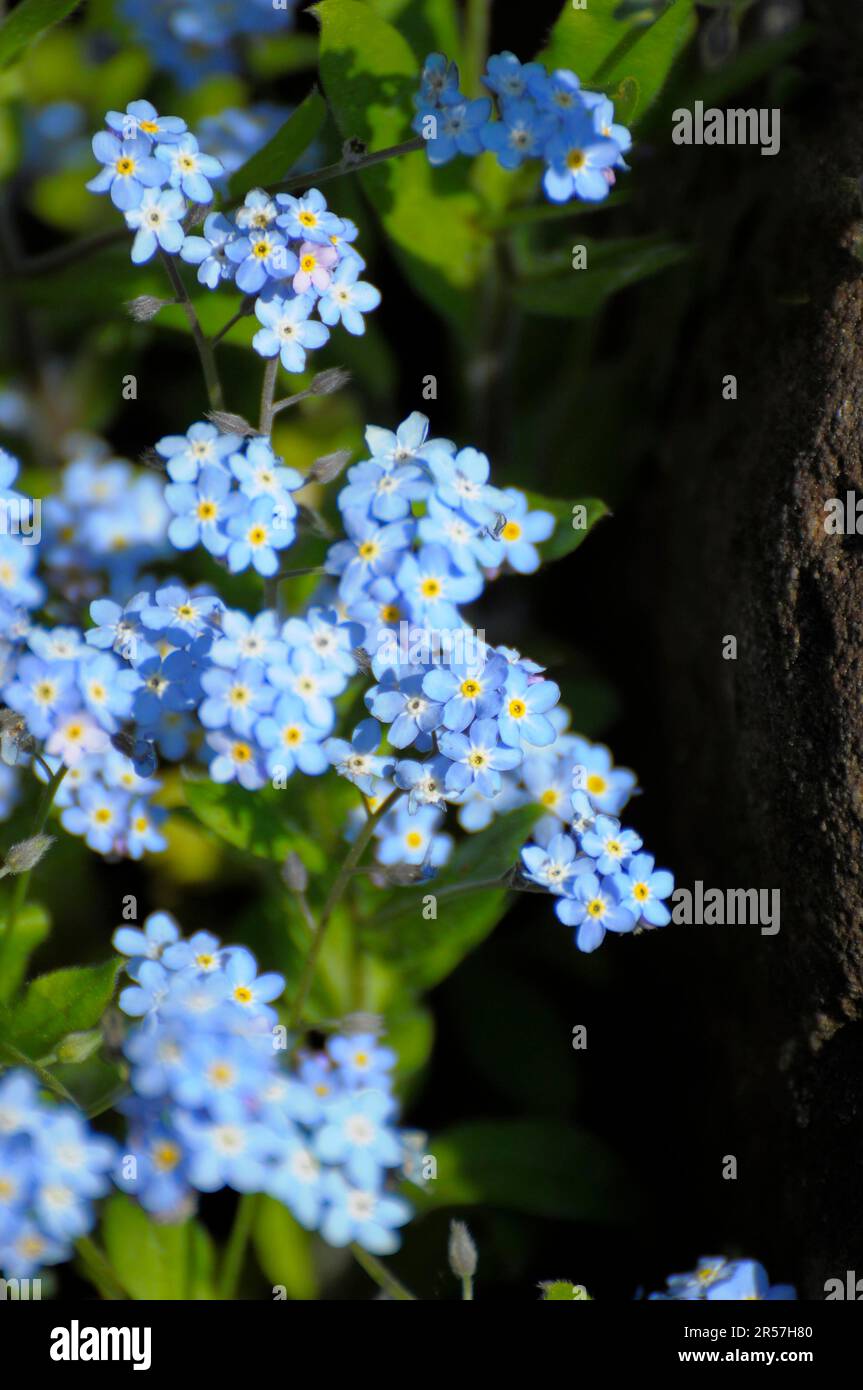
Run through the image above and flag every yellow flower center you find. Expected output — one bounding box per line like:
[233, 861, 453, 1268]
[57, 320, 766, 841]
[153, 1142, 181, 1172]
[633, 882, 649, 902]
[233, 985, 253, 1004]
[461, 678, 481, 698]
[405, 830, 424, 849]
[358, 540, 379, 560]
[197, 500, 217, 522]
[232, 741, 252, 763]
[586, 773, 607, 795]
[508, 698, 526, 718]
[248, 525, 268, 546]
[253, 240, 271, 259]
[566, 149, 587, 171]
[283, 726, 303, 746]
[115, 157, 135, 176]
[502, 521, 522, 541]
[421, 577, 442, 598]
[586, 898, 605, 918]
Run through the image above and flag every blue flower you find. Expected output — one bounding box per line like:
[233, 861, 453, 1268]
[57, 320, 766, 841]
[106, 100, 187, 145]
[205, 731, 268, 790]
[319, 1171, 411, 1254]
[555, 871, 637, 953]
[498, 668, 560, 748]
[422, 651, 508, 732]
[579, 814, 642, 874]
[113, 910, 181, 965]
[140, 583, 222, 638]
[414, 95, 492, 165]
[234, 187, 279, 231]
[324, 724, 394, 797]
[439, 717, 523, 797]
[275, 188, 343, 245]
[225, 494, 296, 576]
[124, 187, 187, 263]
[543, 109, 621, 204]
[424, 444, 506, 525]
[570, 736, 638, 816]
[493, 489, 555, 573]
[165, 466, 235, 556]
[327, 1033, 395, 1087]
[314, 1089, 402, 1188]
[180, 212, 238, 289]
[199, 660, 275, 735]
[613, 853, 674, 927]
[268, 646, 346, 727]
[252, 293, 329, 372]
[395, 545, 483, 628]
[280, 607, 361, 678]
[77, 652, 133, 731]
[367, 670, 442, 749]
[86, 594, 148, 658]
[230, 437, 302, 504]
[481, 99, 554, 169]
[326, 512, 414, 601]
[374, 802, 452, 868]
[176, 1101, 278, 1194]
[417, 493, 498, 572]
[156, 420, 239, 483]
[317, 258, 382, 335]
[521, 832, 582, 894]
[338, 458, 426, 522]
[211, 609, 285, 669]
[483, 51, 546, 101]
[364, 411, 434, 466]
[86, 130, 168, 211]
[155, 132, 223, 203]
[415, 52, 461, 107]
[583, 91, 632, 166]
[256, 693, 331, 777]
[227, 229, 296, 293]
[60, 784, 126, 854]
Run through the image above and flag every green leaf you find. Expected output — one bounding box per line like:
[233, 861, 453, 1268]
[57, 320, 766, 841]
[0, 959, 119, 1061]
[537, 0, 697, 123]
[415, 1119, 632, 1221]
[102, 1195, 216, 1299]
[182, 775, 327, 873]
[514, 237, 690, 319]
[314, 0, 490, 330]
[228, 87, 328, 199]
[361, 807, 539, 989]
[541, 1280, 592, 1300]
[0, 0, 83, 69]
[0, 902, 50, 1003]
[253, 1197, 319, 1300]
[523, 491, 608, 564]
[368, 0, 462, 67]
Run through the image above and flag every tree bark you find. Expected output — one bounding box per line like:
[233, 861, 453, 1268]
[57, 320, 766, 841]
[650, 0, 863, 1297]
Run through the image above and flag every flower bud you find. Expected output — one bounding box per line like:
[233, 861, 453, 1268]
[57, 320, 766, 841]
[310, 367, 351, 396]
[448, 1220, 478, 1280]
[307, 449, 352, 485]
[205, 410, 257, 437]
[125, 295, 171, 323]
[281, 851, 308, 894]
[56, 1030, 102, 1064]
[0, 833, 55, 876]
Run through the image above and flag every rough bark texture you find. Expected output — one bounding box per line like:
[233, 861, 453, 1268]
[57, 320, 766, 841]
[651, 0, 863, 1296]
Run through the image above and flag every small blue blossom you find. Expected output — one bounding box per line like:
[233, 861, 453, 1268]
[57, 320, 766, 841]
[124, 187, 187, 263]
[155, 132, 223, 203]
[86, 131, 168, 211]
[252, 293, 329, 372]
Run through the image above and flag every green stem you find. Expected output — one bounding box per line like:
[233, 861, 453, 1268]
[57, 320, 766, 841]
[75, 1236, 129, 1301]
[351, 1243, 417, 1300]
[288, 789, 404, 1031]
[259, 357, 279, 434]
[462, 1274, 474, 1300]
[218, 1192, 258, 1298]
[272, 137, 424, 195]
[159, 252, 224, 410]
[0, 1040, 80, 1107]
[0, 762, 67, 979]
[463, 0, 492, 97]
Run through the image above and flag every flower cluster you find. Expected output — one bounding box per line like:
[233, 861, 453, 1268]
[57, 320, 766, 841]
[114, 913, 414, 1253]
[413, 50, 632, 204]
[519, 746, 675, 953]
[87, 102, 382, 362]
[648, 1257, 797, 1301]
[0, 1071, 116, 1279]
[161, 427, 303, 574]
[120, 0, 297, 84]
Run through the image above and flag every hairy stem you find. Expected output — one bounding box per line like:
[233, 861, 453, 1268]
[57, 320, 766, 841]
[273, 138, 424, 195]
[288, 788, 404, 1031]
[218, 1192, 258, 1298]
[351, 1243, 417, 1300]
[159, 252, 224, 410]
[0, 761, 67, 979]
